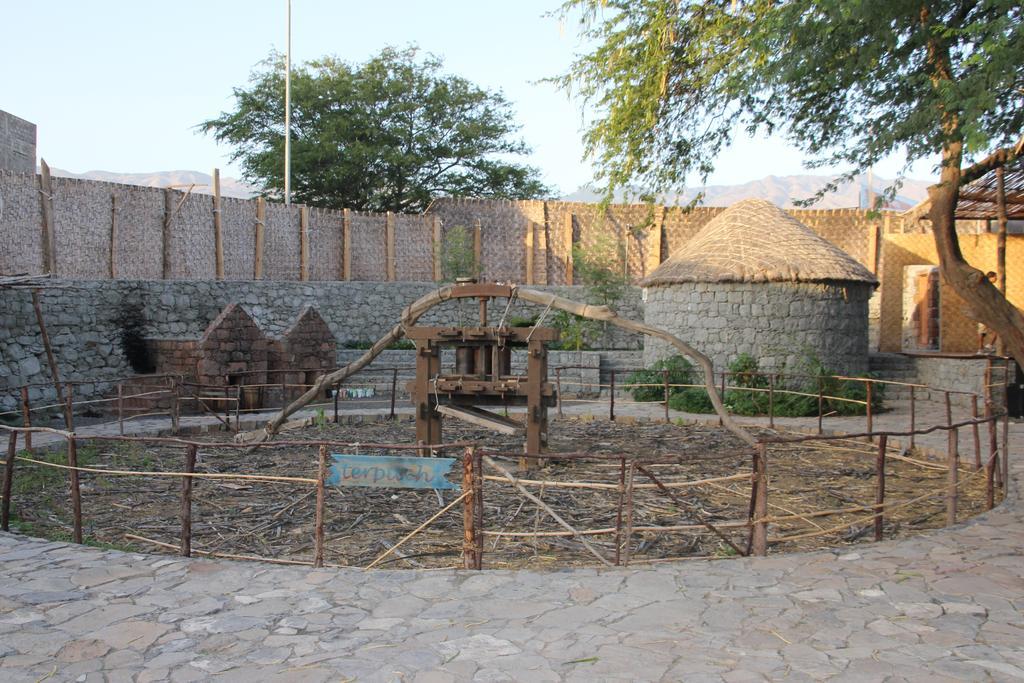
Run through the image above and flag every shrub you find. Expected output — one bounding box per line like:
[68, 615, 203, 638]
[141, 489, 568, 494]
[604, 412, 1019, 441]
[626, 355, 695, 402]
[668, 387, 715, 413]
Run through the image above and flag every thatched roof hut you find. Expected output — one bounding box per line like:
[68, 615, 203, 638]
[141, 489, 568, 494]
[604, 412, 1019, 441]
[642, 199, 878, 287]
[642, 199, 876, 374]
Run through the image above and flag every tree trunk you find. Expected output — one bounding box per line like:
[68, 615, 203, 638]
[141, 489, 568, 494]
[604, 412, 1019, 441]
[928, 141, 1024, 370]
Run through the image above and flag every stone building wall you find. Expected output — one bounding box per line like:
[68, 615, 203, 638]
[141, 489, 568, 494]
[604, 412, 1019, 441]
[0, 111, 35, 173]
[0, 280, 643, 412]
[643, 281, 872, 375]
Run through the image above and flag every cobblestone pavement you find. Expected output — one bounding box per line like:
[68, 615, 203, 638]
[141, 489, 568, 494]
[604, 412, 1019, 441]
[1, 401, 1022, 682]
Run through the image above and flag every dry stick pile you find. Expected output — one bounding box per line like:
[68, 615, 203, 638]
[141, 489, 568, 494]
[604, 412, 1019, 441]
[4, 419, 996, 570]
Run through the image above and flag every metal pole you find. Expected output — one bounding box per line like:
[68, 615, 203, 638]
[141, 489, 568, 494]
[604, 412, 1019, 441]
[283, 0, 291, 205]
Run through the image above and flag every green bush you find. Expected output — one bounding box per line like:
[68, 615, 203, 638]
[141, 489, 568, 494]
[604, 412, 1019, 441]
[722, 353, 771, 416]
[668, 387, 715, 413]
[626, 355, 695, 402]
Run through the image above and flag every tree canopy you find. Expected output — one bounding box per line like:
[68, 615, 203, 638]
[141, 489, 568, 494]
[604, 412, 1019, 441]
[557, 0, 1024, 367]
[201, 46, 549, 212]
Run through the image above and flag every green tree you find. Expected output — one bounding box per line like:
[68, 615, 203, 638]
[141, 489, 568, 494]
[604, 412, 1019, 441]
[556, 1, 1024, 368]
[201, 46, 550, 212]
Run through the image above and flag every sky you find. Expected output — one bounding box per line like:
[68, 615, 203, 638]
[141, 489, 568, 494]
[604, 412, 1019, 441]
[2, 0, 937, 195]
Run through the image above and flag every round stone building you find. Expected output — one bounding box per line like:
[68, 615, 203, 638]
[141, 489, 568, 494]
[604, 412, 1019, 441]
[641, 199, 878, 375]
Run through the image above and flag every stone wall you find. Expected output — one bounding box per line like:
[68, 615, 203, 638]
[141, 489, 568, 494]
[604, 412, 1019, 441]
[0, 110, 35, 173]
[643, 281, 873, 375]
[913, 356, 1007, 409]
[0, 280, 643, 412]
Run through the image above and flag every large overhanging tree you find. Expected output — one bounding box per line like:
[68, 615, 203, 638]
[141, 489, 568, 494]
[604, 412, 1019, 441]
[556, 0, 1024, 368]
[201, 46, 549, 212]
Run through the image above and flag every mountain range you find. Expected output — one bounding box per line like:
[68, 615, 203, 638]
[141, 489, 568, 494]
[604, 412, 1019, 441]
[44, 168, 931, 209]
[562, 172, 931, 210]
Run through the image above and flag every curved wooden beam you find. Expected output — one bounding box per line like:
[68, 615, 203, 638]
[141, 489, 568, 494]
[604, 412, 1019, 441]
[238, 284, 756, 449]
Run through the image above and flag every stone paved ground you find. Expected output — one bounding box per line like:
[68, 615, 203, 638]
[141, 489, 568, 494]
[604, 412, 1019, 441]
[1, 400, 1022, 682]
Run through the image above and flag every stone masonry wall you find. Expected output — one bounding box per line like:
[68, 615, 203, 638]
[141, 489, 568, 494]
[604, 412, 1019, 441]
[643, 281, 872, 375]
[0, 280, 643, 413]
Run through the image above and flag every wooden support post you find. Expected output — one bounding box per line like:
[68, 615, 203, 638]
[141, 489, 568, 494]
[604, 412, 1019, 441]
[2, 432, 17, 531]
[609, 369, 616, 421]
[389, 368, 398, 420]
[751, 444, 768, 556]
[254, 197, 266, 280]
[946, 427, 958, 527]
[65, 382, 74, 432]
[162, 188, 174, 279]
[555, 367, 563, 418]
[38, 159, 57, 274]
[866, 222, 880, 274]
[1001, 413, 1009, 494]
[414, 342, 442, 453]
[817, 377, 824, 434]
[563, 213, 574, 285]
[212, 168, 224, 279]
[909, 386, 917, 450]
[32, 290, 66, 426]
[314, 444, 327, 568]
[170, 376, 180, 434]
[971, 395, 982, 470]
[524, 341, 547, 465]
[117, 383, 124, 435]
[944, 391, 952, 428]
[299, 205, 310, 281]
[20, 386, 32, 454]
[663, 368, 670, 423]
[614, 457, 625, 565]
[431, 215, 442, 281]
[473, 219, 483, 279]
[462, 447, 477, 569]
[622, 461, 635, 566]
[473, 449, 483, 570]
[987, 402, 1002, 489]
[720, 373, 727, 427]
[865, 381, 873, 441]
[524, 220, 534, 285]
[386, 211, 396, 281]
[995, 167, 1008, 329]
[181, 444, 196, 557]
[67, 436, 82, 544]
[333, 383, 339, 424]
[874, 434, 887, 541]
[342, 208, 352, 281]
[109, 195, 118, 278]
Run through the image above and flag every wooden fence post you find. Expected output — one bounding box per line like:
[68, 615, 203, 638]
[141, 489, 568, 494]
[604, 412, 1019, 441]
[2, 432, 17, 531]
[314, 444, 327, 568]
[462, 447, 477, 570]
[254, 197, 265, 280]
[563, 213, 574, 285]
[663, 368, 670, 423]
[751, 444, 769, 556]
[946, 427, 958, 526]
[524, 220, 534, 285]
[299, 205, 310, 281]
[431, 215, 442, 281]
[162, 188, 174, 279]
[39, 159, 57, 274]
[342, 209, 352, 281]
[473, 219, 483, 279]
[212, 168, 224, 279]
[385, 211, 396, 281]
[181, 444, 196, 557]
[117, 383, 124, 435]
[909, 385, 917, 450]
[865, 381, 873, 440]
[67, 436, 82, 544]
[614, 457, 626, 565]
[971, 395, 981, 470]
[64, 382, 74, 432]
[20, 386, 32, 454]
[874, 434, 887, 541]
[109, 194, 118, 278]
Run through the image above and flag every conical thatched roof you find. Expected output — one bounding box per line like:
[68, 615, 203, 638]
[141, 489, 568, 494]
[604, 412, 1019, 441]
[642, 199, 878, 287]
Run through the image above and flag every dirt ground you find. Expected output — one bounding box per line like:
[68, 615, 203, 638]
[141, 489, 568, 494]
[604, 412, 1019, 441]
[9, 417, 995, 569]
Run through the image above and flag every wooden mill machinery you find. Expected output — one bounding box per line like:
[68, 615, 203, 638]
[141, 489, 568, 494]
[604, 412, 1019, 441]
[406, 281, 558, 458]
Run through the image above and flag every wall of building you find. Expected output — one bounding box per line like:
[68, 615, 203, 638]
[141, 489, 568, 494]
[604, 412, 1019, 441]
[878, 232, 1024, 353]
[0, 280, 643, 412]
[0, 111, 35, 173]
[643, 281, 872, 375]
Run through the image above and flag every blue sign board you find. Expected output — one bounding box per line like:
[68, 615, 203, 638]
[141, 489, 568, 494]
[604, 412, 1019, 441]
[327, 454, 460, 490]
